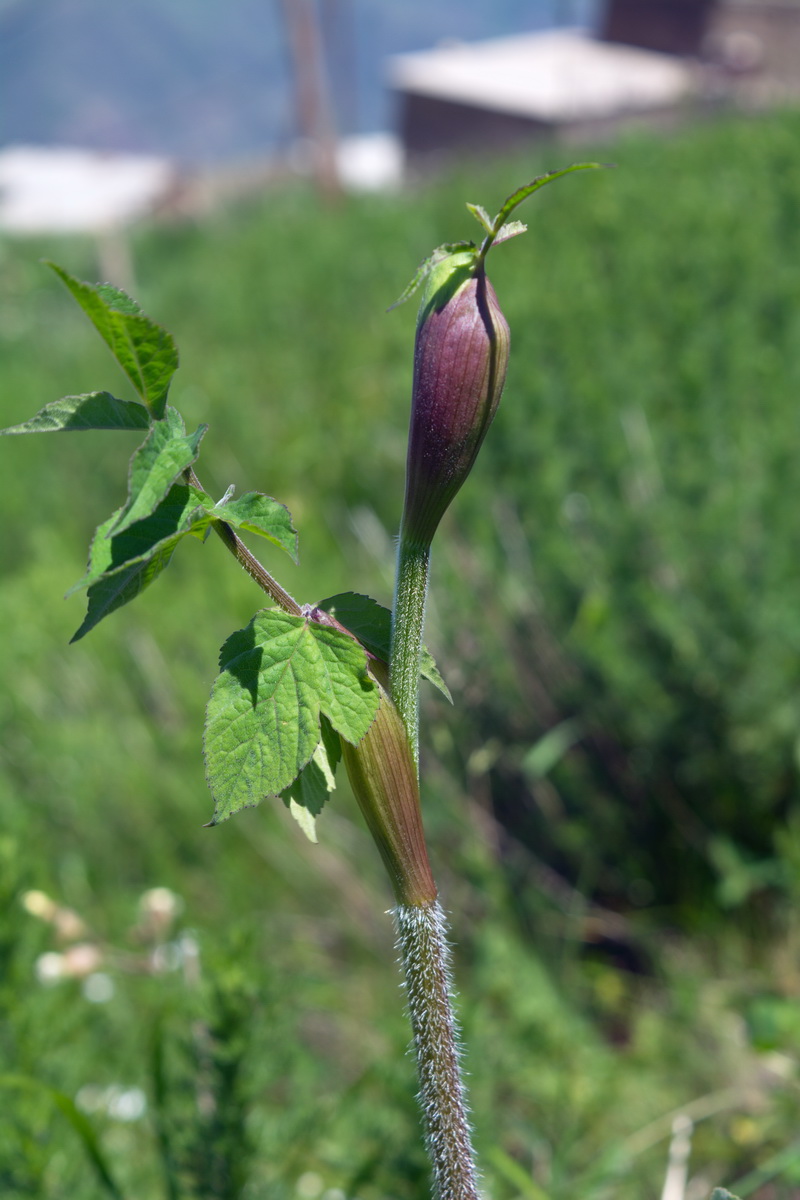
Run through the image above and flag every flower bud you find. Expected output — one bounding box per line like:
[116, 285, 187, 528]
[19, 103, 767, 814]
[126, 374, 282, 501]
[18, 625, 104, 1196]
[342, 670, 437, 908]
[401, 249, 510, 548]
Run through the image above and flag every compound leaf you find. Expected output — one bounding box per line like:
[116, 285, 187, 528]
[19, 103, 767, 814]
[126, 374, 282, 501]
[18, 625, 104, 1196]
[112, 406, 207, 535]
[204, 610, 379, 824]
[70, 484, 210, 594]
[212, 491, 298, 562]
[0, 392, 151, 435]
[48, 264, 179, 420]
[70, 484, 210, 642]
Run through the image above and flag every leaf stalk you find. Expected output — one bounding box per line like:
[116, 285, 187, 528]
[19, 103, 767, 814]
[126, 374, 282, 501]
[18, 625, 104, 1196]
[184, 468, 302, 616]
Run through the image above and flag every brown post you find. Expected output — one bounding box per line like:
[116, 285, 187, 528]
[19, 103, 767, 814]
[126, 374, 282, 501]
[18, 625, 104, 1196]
[279, 0, 341, 198]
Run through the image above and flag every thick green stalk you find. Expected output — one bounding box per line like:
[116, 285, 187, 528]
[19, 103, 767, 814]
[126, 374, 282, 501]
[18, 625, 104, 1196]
[390, 537, 431, 770]
[395, 901, 479, 1200]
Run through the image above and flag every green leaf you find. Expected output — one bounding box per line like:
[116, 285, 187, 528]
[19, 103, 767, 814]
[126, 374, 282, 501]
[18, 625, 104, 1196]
[521, 718, 583, 779]
[465, 202, 493, 232]
[318, 592, 452, 702]
[70, 484, 210, 642]
[0, 391, 151, 434]
[0, 1074, 124, 1199]
[112, 406, 207, 536]
[281, 733, 338, 843]
[492, 219, 527, 246]
[48, 263, 179, 420]
[71, 483, 209, 593]
[482, 163, 607, 256]
[204, 609, 380, 824]
[388, 241, 476, 311]
[319, 711, 342, 775]
[213, 491, 298, 562]
[486, 1146, 553, 1200]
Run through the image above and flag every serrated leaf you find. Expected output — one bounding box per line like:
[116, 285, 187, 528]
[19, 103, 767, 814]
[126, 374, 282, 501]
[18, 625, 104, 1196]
[70, 483, 210, 594]
[492, 220, 527, 246]
[319, 713, 342, 775]
[466, 202, 493, 232]
[48, 263, 179, 420]
[0, 392, 151, 434]
[484, 163, 606, 251]
[318, 592, 452, 702]
[205, 610, 379, 824]
[388, 241, 476, 311]
[281, 737, 338, 843]
[72, 543, 176, 644]
[69, 484, 210, 642]
[212, 492, 298, 562]
[112, 406, 207, 536]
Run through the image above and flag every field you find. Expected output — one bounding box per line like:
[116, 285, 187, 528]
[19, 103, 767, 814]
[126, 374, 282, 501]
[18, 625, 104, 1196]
[3, 108, 800, 1198]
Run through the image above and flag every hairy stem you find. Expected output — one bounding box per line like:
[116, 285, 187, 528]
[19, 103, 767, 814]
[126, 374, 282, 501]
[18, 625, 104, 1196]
[395, 901, 479, 1200]
[390, 538, 430, 770]
[184, 468, 302, 616]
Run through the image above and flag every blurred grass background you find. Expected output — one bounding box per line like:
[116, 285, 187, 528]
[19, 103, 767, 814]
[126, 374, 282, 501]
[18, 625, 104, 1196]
[3, 109, 800, 1198]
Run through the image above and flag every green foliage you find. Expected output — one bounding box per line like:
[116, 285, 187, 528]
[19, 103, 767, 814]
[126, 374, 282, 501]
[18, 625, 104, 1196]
[48, 264, 178, 420]
[68, 484, 210, 642]
[425, 113, 800, 917]
[0, 391, 151, 434]
[5, 110, 800, 1196]
[210, 491, 298, 559]
[475, 161, 605, 259]
[204, 609, 379, 824]
[110, 406, 206, 536]
[0, 1075, 124, 1198]
[281, 715, 341, 842]
[319, 590, 452, 701]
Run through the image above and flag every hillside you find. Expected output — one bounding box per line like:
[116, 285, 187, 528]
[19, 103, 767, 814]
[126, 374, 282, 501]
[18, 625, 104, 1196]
[0, 0, 596, 160]
[2, 108, 800, 1197]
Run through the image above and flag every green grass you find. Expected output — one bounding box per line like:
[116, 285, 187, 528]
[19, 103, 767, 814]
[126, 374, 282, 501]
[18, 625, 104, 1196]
[3, 108, 800, 1197]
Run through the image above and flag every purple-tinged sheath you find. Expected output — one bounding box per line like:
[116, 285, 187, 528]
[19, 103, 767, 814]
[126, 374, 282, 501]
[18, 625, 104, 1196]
[401, 250, 510, 549]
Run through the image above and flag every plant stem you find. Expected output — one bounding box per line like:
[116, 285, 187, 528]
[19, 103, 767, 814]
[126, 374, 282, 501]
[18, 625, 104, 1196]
[390, 537, 431, 770]
[395, 901, 479, 1200]
[184, 468, 302, 616]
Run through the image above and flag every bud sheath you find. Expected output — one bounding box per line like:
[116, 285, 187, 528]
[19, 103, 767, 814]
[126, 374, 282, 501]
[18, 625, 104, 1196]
[343, 679, 437, 907]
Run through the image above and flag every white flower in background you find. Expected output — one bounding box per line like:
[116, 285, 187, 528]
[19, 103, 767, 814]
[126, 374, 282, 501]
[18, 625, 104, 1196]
[76, 1084, 147, 1121]
[22, 890, 57, 920]
[82, 972, 115, 1003]
[139, 886, 182, 928]
[52, 906, 87, 942]
[106, 1086, 147, 1121]
[22, 889, 87, 941]
[62, 943, 103, 978]
[296, 1172, 324, 1198]
[35, 951, 65, 984]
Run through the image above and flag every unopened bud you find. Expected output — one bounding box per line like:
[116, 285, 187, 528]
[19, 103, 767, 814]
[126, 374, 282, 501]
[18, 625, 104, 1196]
[401, 250, 510, 548]
[342, 673, 437, 907]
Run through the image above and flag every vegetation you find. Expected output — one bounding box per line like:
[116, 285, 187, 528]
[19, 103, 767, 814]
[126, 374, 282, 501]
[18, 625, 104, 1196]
[3, 108, 800, 1197]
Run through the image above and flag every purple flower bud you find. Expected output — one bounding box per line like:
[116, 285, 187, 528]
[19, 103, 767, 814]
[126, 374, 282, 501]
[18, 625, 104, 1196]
[401, 249, 510, 548]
